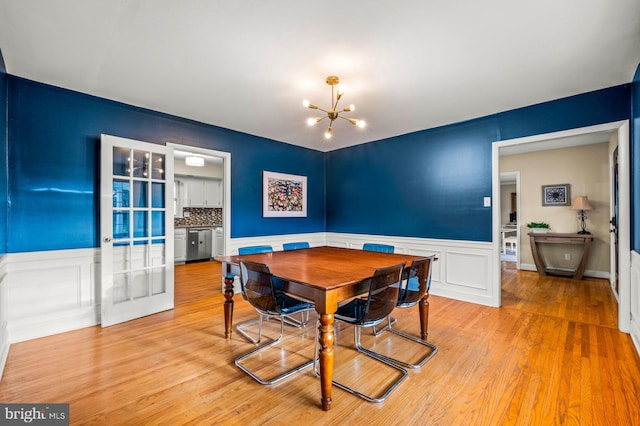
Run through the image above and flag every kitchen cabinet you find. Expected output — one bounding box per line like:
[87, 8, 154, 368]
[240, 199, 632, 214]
[213, 227, 224, 256]
[184, 178, 222, 208]
[173, 179, 186, 217]
[174, 228, 187, 263]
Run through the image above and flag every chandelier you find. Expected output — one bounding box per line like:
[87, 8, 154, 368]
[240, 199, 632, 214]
[303, 76, 366, 140]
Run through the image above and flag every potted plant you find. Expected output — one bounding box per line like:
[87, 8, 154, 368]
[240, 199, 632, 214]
[527, 222, 550, 233]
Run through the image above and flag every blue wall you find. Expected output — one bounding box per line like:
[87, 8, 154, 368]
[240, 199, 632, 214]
[0, 49, 7, 256]
[326, 85, 631, 242]
[7, 77, 325, 252]
[4, 70, 638, 252]
[632, 64, 640, 251]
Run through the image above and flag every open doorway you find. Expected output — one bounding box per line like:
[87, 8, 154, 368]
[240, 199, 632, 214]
[500, 172, 520, 267]
[491, 120, 631, 334]
[166, 144, 231, 263]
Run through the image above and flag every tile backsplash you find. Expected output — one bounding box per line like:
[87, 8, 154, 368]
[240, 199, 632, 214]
[175, 208, 222, 227]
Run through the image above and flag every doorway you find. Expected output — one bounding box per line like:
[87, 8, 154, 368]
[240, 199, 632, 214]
[166, 144, 231, 261]
[491, 120, 631, 333]
[500, 172, 520, 267]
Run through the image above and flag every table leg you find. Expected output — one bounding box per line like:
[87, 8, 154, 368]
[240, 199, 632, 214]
[318, 313, 335, 411]
[419, 293, 430, 341]
[223, 267, 235, 339]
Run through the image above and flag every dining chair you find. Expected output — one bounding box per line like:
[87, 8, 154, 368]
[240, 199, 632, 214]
[371, 256, 438, 369]
[283, 241, 310, 251]
[234, 245, 309, 343]
[235, 260, 315, 385]
[362, 243, 395, 253]
[234, 245, 276, 343]
[313, 262, 408, 403]
[238, 245, 273, 255]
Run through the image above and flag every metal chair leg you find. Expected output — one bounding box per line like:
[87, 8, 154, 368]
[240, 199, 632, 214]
[237, 311, 313, 344]
[362, 320, 438, 369]
[313, 321, 408, 403]
[235, 318, 313, 385]
[371, 315, 397, 336]
[236, 316, 267, 344]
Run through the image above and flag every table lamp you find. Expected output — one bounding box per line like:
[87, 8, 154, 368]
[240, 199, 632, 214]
[571, 196, 593, 234]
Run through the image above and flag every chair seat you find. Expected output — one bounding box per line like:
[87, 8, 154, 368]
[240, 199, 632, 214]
[335, 298, 386, 328]
[274, 293, 314, 315]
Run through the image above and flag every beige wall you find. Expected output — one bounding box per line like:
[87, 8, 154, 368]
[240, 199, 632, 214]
[500, 143, 610, 274]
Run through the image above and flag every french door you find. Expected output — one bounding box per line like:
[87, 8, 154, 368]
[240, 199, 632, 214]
[100, 134, 174, 327]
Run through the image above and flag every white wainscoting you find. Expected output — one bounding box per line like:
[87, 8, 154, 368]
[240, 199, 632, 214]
[0, 254, 9, 380]
[326, 233, 496, 306]
[225, 233, 497, 307]
[630, 250, 640, 356]
[5, 248, 100, 345]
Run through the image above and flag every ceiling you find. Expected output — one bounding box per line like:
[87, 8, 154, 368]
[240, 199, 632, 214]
[1, 1, 639, 153]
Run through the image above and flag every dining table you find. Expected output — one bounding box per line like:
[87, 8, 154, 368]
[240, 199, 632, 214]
[215, 246, 428, 411]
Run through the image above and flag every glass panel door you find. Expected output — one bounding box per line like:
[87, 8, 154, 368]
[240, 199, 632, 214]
[100, 134, 174, 327]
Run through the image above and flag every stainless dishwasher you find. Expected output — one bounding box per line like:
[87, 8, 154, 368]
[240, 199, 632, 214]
[187, 228, 213, 262]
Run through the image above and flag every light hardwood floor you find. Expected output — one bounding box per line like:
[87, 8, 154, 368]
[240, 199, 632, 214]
[1, 260, 639, 425]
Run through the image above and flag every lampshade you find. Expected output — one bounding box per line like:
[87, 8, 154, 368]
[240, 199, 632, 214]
[185, 156, 205, 167]
[571, 196, 593, 211]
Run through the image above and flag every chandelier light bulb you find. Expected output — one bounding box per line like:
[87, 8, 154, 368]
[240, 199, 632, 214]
[302, 75, 365, 141]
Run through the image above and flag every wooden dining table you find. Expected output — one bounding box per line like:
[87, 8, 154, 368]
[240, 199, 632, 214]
[215, 246, 428, 411]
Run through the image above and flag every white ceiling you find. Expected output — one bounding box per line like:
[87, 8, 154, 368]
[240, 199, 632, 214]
[1, 1, 639, 152]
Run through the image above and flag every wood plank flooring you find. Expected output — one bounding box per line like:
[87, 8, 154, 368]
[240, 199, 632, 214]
[1, 260, 639, 425]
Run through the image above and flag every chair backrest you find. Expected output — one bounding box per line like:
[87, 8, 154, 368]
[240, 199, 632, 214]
[239, 260, 278, 313]
[238, 245, 273, 255]
[283, 242, 310, 251]
[359, 263, 404, 324]
[399, 256, 435, 306]
[363, 243, 395, 253]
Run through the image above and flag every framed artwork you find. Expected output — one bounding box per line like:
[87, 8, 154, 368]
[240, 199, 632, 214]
[542, 184, 571, 206]
[263, 171, 307, 217]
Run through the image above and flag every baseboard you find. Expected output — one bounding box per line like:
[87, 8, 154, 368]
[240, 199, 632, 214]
[519, 263, 609, 279]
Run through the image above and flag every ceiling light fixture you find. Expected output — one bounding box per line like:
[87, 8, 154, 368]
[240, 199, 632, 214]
[185, 156, 205, 167]
[303, 76, 366, 140]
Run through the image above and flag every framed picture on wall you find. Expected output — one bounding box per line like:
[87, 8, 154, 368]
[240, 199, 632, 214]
[263, 171, 307, 217]
[541, 183, 571, 206]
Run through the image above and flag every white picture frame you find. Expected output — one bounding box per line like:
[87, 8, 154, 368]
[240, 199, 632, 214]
[263, 171, 307, 217]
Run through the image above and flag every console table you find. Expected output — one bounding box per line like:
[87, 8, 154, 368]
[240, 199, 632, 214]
[528, 232, 594, 280]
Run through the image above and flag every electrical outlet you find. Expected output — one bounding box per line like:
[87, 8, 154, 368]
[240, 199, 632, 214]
[564, 253, 571, 261]
[483, 197, 491, 207]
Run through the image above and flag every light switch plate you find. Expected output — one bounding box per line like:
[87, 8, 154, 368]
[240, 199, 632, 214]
[484, 197, 491, 207]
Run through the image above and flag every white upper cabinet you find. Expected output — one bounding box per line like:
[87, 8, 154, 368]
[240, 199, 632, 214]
[183, 177, 222, 208]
